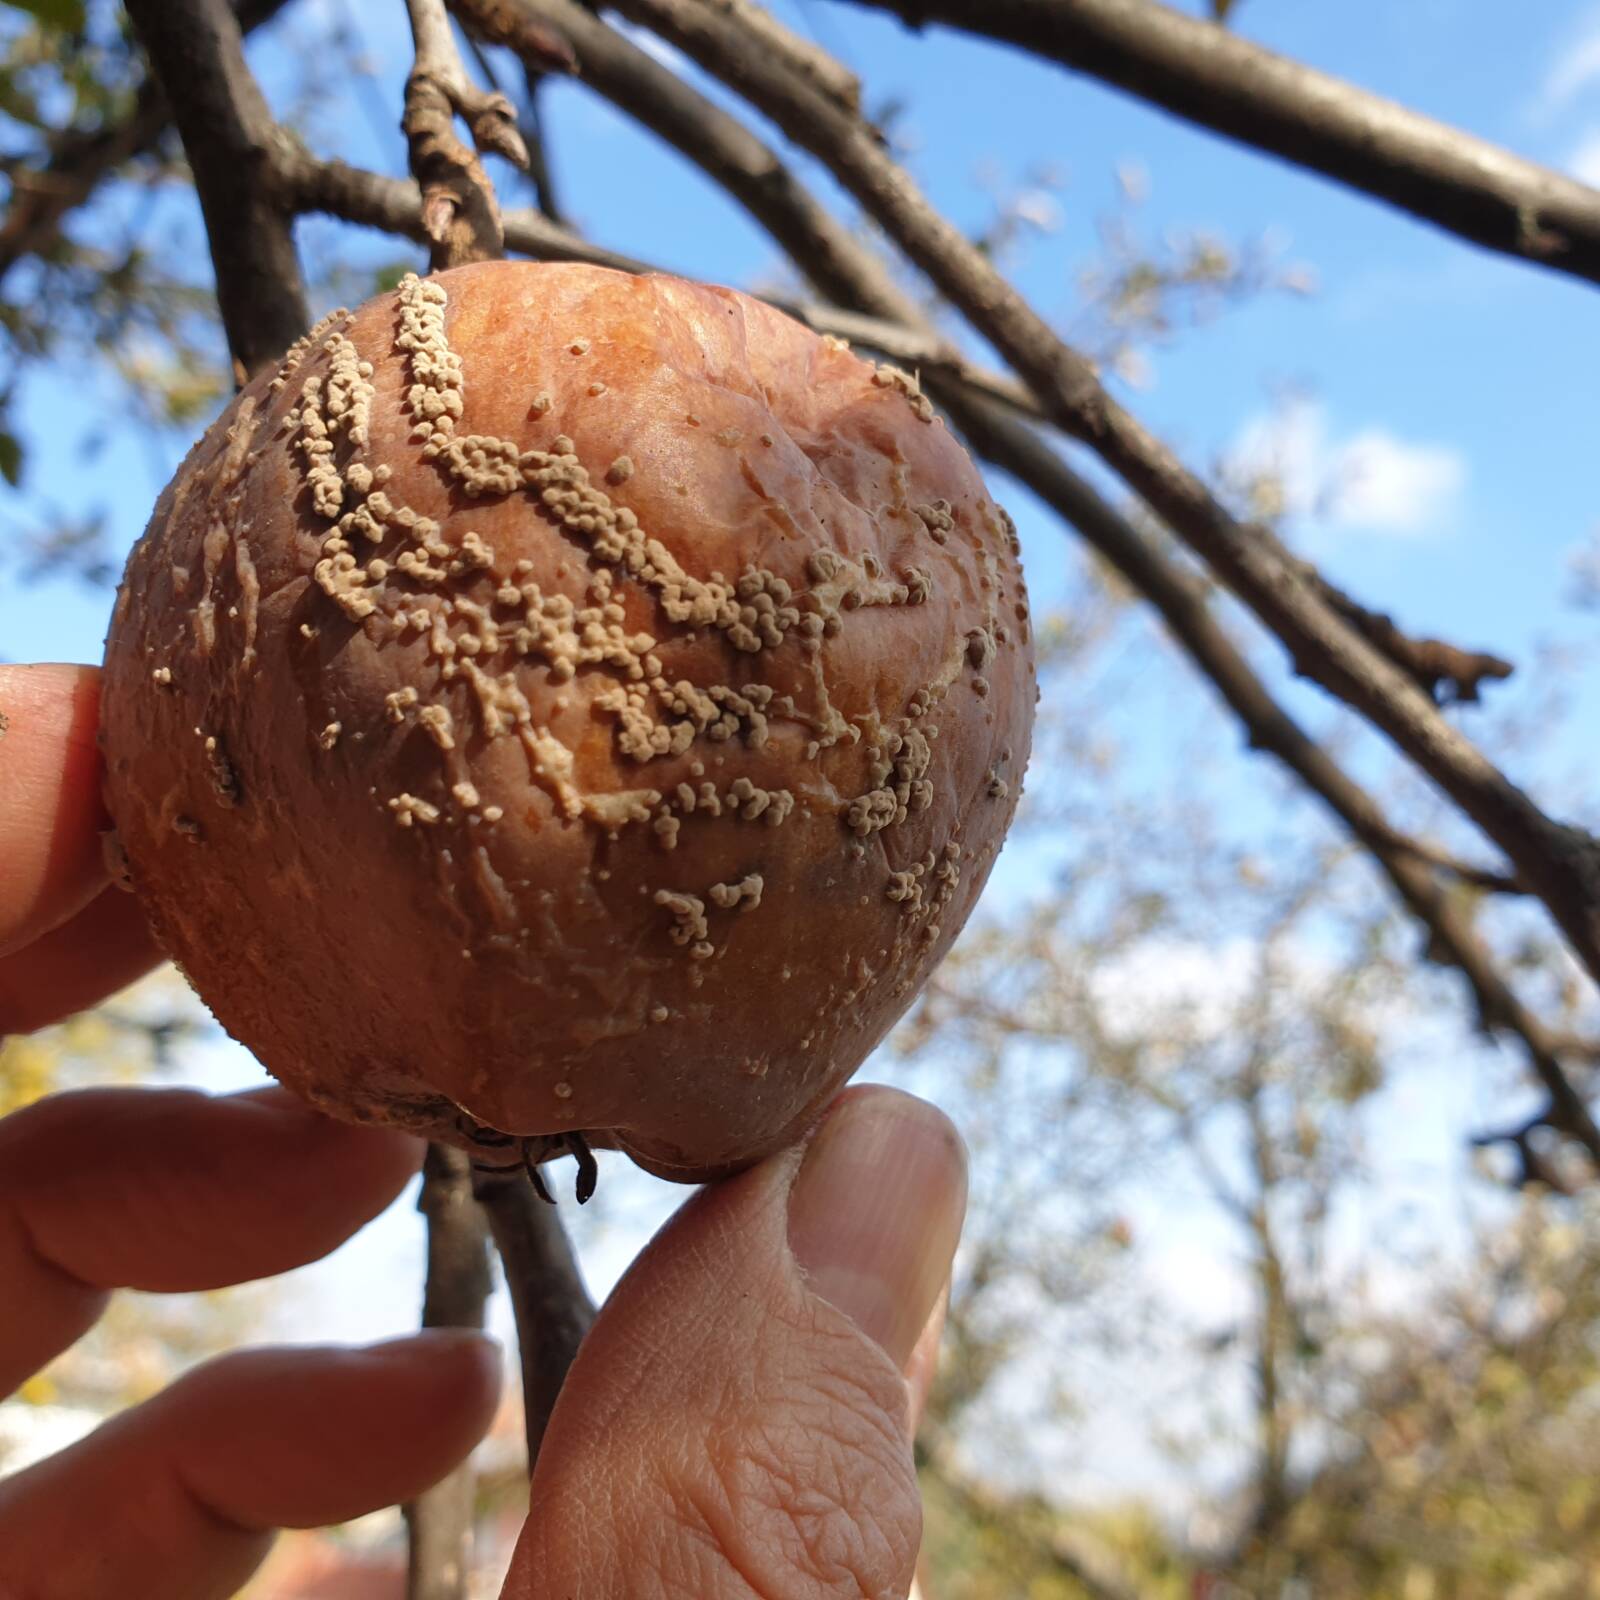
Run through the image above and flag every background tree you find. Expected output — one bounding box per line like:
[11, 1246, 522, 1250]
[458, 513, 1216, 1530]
[4, 0, 1600, 1594]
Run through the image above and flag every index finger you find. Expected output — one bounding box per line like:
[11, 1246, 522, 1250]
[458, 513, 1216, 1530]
[0, 664, 111, 958]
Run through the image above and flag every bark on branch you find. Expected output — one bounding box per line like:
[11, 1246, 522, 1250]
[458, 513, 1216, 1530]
[604, 0, 1600, 990]
[473, 1169, 596, 1466]
[123, 0, 309, 380]
[838, 0, 1600, 289]
[1301, 564, 1515, 707]
[404, 0, 541, 268]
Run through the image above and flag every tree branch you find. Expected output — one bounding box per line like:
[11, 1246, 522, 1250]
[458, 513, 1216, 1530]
[1386, 834, 1524, 896]
[1300, 563, 1515, 706]
[461, 30, 569, 223]
[0, 79, 168, 290]
[123, 0, 309, 380]
[698, 0, 862, 114]
[605, 0, 1600, 990]
[472, 1169, 596, 1467]
[837, 0, 1600, 290]
[404, 1145, 495, 1600]
[950, 413, 1600, 1170]
[404, 0, 536, 268]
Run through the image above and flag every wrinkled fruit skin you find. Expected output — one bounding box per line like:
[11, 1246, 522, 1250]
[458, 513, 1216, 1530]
[101, 262, 1035, 1181]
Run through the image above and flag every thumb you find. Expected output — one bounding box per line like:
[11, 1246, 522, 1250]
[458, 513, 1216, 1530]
[505, 1085, 966, 1600]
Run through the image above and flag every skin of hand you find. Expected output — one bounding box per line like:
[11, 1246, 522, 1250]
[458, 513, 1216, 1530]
[0, 662, 967, 1600]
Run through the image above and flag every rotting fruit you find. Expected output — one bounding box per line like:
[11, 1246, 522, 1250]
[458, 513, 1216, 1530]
[100, 261, 1036, 1187]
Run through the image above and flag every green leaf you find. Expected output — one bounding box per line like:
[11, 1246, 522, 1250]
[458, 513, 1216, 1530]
[0, 431, 23, 488]
[1, 0, 87, 33]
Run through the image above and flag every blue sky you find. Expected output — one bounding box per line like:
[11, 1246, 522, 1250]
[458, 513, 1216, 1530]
[5, 0, 1600, 1519]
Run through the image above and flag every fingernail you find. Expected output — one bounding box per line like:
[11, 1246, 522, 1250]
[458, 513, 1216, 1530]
[787, 1089, 967, 1369]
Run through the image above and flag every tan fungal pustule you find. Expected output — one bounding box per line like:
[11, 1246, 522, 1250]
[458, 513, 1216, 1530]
[709, 873, 764, 910]
[654, 889, 713, 960]
[846, 726, 936, 838]
[913, 500, 955, 545]
[389, 792, 441, 827]
[101, 260, 1034, 1184]
[268, 306, 353, 398]
[870, 363, 936, 424]
[886, 839, 961, 918]
[288, 273, 973, 861]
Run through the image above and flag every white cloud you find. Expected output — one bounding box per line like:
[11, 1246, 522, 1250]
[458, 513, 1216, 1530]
[1227, 402, 1465, 538]
[1568, 127, 1600, 185]
[1334, 427, 1467, 533]
[1089, 935, 1263, 1046]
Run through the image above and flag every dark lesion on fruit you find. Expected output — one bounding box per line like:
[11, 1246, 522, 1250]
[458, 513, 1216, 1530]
[456, 1114, 599, 1204]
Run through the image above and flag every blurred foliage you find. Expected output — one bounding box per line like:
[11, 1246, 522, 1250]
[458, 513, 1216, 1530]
[894, 578, 1600, 1596]
[0, 0, 226, 473]
[0, 970, 194, 1117]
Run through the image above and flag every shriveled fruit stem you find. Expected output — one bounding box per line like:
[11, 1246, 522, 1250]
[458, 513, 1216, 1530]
[474, 1168, 597, 1467]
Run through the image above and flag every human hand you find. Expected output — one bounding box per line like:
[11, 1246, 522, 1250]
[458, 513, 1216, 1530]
[1, 662, 968, 1599]
[0, 663, 503, 1595]
[498, 1077, 964, 1599]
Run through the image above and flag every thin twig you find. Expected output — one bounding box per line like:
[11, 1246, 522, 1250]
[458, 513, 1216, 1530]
[404, 1144, 495, 1600]
[123, 0, 309, 379]
[836, 0, 1600, 289]
[1300, 564, 1515, 706]
[392, 14, 534, 1594]
[473, 1168, 596, 1467]
[1471, 1117, 1576, 1195]
[404, 0, 534, 268]
[518, 61, 569, 225]
[1387, 834, 1524, 896]
[699, 0, 862, 113]
[462, 30, 569, 222]
[607, 0, 1600, 988]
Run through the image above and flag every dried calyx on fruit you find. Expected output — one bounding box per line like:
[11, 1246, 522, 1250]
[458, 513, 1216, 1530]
[101, 262, 1035, 1187]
